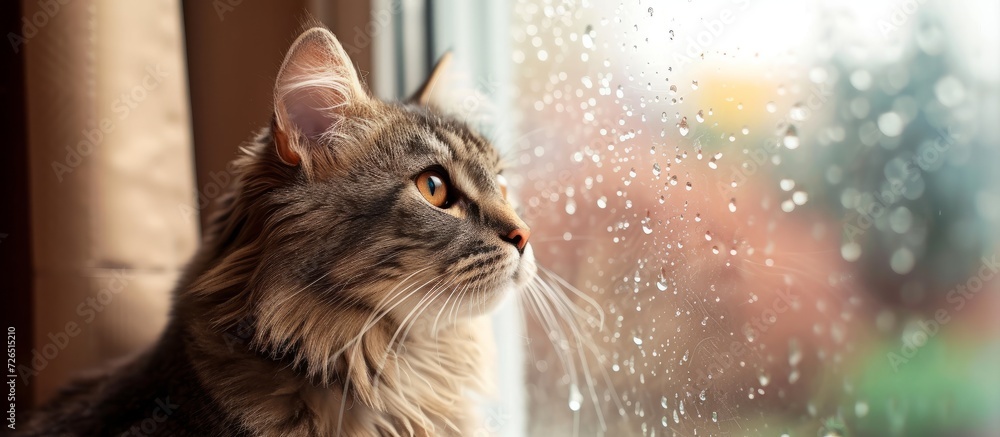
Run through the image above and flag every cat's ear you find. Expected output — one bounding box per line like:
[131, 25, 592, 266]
[272, 28, 369, 166]
[409, 52, 453, 106]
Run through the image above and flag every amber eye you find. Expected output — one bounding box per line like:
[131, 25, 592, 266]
[497, 174, 508, 199]
[416, 171, 449, 207]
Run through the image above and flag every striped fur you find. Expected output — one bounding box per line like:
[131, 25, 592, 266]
[20, 28, 533, 436]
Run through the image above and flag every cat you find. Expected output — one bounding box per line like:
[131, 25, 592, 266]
[20, 27, 535, 437]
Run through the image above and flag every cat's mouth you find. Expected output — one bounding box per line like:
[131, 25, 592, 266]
[511, 243, 537, 287]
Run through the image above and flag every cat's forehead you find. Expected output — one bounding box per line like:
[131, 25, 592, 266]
[396, 108, 502, 170]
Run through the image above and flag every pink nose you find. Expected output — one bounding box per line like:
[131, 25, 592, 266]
[503, 228, 531, 253]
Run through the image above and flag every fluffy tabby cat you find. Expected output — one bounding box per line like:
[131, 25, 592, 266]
[21, 27, 534, 436]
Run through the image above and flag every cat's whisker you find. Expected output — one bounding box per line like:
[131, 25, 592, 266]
[524, 270, 624, 433]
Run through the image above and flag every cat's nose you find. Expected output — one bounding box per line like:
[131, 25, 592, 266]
[502, 228, 531, 253]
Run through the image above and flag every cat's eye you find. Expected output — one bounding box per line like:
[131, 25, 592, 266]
[497, 174, 508, 200]
[416, 171, 449, 208]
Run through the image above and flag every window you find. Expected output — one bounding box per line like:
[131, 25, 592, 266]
[491, 0, 998, 435]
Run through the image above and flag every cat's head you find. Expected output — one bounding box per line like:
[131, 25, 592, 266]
[244, 28, 533, 326]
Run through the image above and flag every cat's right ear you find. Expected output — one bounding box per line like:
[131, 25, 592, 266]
[272, 28, 369, 167]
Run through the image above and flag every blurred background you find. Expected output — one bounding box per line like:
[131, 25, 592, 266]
[1, 0, 998, 436]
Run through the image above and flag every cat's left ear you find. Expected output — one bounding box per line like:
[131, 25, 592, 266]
[272, 28, 370, 167]
[409, 52, 453, 106]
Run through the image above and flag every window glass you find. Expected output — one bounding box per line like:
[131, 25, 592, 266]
[509, 0, 1000, 435]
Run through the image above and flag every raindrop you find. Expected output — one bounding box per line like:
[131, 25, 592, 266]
[691, 80, 698, 90]
[656, 268, 668, 291]
[855, 401, 869, 418]
[934, 75, 965, 107]
[890, 247, 915, 274]
[877, 112, 904, 137]
[652, 162, 661, 177]
[792, 191, 809, 205]
[850, 69, 873, 91]
[582, 25, 595, 49]
[728, 198, 737, 212]
[782, 126, 800, 149]
[789, 102, 809, 121]
[779, 179, 796, 191]
[781, 199, 795, 212]
[647, 6, 654, 16]
[633, 335, 643, 345]
[661, 396, 668, 409]
[597, 196, 608, 209]
[766, 101, 777, 113]
[695, 110, 705, 123]
[678, 118, 689, 136]
[685, 182, 692, 191]
[841, 242, 862, 262]
[568, 384, 583, 411]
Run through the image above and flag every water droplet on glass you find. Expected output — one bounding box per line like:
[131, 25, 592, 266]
[685, 182, 692, 191]
[647, 6, 654, 16]
[695, 110, 705, 123]
[652, 162, 661, 177]
[779, 179, 795, 191]
[877, 111, 904, 137]
[568, 384, 583, 411]
[691, 80, 698, 90]
[789, 102, 809, 121]
[792, 191, 808, 205]
[782, 126, 800, 149]
[582, 25, 596, 49]
[597, 196, 608, 209]
[934, 75, 965, 107]
[890, 247, 915, 274]
[855, 401, 869, 418]
[728, 198, 737, 212]
[766, 101, 777, 113]
[841, 242, 862, 262]
[678, 118, 689, 136]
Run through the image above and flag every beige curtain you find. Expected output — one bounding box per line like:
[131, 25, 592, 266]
[24, 0, 196, 403]
[23, 0, 374, 406]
